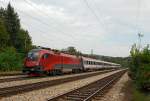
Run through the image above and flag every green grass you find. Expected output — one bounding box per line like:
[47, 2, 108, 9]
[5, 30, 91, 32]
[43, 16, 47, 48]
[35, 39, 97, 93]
[132, 85, 150, 101]
[0, 71, 22, 76]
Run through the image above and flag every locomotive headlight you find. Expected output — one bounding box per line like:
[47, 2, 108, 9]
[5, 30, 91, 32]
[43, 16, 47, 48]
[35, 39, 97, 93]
[36, 62, 39, 66]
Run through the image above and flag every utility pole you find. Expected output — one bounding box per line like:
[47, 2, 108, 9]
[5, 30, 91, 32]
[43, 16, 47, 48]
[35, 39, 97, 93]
[91, 49, 93, 56]
[138, 32, 144, 50]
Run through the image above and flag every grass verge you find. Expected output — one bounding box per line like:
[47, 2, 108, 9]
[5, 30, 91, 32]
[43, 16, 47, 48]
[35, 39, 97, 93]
[122, 77, 150, 101]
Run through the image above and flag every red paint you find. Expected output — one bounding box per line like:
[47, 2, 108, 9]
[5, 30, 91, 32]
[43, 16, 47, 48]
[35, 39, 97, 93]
[24, 49, 81, 75]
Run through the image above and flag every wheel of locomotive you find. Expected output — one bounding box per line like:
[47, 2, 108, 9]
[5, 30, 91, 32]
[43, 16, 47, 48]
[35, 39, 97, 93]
[47, 70, 52, 76]
[56, 69, 63, 75]
[47, 69, 62, 76]
[72, 69, 81, 73]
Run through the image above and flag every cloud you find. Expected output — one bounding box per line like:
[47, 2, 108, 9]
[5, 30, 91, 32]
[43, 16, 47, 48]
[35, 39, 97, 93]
[0, 0, 150, 57]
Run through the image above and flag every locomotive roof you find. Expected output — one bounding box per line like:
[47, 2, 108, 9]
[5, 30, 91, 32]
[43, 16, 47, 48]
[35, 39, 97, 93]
[30, 48, 120, 65]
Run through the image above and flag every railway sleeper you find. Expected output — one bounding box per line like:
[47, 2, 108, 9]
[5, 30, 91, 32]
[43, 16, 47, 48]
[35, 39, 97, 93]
[67, 95, 87, 98]
[66, 96, 84, 100]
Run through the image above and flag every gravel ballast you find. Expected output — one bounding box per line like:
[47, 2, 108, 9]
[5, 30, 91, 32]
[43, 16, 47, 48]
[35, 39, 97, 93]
[97, 73, 129, 101]
[0, 70, 110, 88]
[1, 70, 123, 101]
[0, 75, 26, 79]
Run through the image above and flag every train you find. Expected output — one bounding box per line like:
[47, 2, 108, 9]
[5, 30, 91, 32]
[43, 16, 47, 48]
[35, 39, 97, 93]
[23, 48, 121, 76]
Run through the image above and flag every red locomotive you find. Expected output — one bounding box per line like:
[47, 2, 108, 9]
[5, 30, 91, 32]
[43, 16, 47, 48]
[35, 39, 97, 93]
[23, 48, 120, 76]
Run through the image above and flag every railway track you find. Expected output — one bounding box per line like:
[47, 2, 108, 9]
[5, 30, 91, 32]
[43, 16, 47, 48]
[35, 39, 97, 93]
[0, 76, 29, 83]
[0, 70, 114, 84]
[0, 69, 116, 97]
[47, 70, 126, 101]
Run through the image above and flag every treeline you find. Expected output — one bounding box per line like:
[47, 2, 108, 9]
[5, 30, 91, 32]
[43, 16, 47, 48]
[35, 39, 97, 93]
[129, 44, 150, 90]
[60, 46, 130, 67]
[0, 3, 32, 71]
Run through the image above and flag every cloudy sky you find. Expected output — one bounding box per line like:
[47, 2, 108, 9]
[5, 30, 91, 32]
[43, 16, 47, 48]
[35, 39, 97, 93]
[0, 0, 150, 57]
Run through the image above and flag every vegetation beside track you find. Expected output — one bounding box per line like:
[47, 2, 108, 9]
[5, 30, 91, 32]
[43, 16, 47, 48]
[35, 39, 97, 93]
[0, 71, 22, 76]
[0, 3, 32, 71]
[129, 44, 150, 90]
[122, 79, 150, 101]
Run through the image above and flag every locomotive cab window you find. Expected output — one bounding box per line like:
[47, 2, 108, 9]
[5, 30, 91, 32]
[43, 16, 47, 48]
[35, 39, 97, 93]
[42, 54, 49, 59]
[27, 50, 39, 61]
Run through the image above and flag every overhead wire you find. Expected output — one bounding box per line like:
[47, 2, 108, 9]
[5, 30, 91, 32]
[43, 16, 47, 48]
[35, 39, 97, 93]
[23, 0, 80, 43]
[14, 0, 80, 45]
[92, 0, 109, 32]
[136, 0, 142, 33]
[11, 0, 78, 45]
[0, 0, 75, 46]
[39, 0, 99, 39]
[82, 0, 107, 31]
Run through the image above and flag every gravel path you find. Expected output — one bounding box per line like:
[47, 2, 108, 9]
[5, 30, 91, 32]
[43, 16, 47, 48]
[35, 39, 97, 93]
[0, 70, 109, 88]
[97, 73, 129, 101]
[0, 75, 27, 79]
[0, 70, 123, 101]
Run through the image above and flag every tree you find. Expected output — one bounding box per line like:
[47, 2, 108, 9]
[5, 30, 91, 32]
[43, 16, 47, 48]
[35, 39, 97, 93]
[67, 46, 76, 54]
[0, 18, 9, 49]
[130, 44, 150, 90]
[0, 7, 6, 20]
[5, 3, 20, 49]
[16, 29, 32, 53]
[0, 47, 23, 71]
[0, 4, 33, 71]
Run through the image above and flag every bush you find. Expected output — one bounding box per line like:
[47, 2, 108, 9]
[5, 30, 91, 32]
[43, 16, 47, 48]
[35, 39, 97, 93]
[136, 64, 150, 89]
[0, 47, 24, 71]
[130, 44, 150, 90]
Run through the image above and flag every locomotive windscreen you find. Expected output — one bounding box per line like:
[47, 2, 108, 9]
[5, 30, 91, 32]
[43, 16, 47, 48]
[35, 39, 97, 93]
[27, 50, 39, 61]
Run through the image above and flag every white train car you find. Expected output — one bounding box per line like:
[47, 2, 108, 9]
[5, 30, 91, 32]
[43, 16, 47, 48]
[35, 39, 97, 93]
[82, 57, 121, 71]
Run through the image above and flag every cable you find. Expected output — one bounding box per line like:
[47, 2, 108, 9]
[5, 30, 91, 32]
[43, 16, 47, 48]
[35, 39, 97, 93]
[10, 0, 78, 45]
[23, 0, 80, 42]
[0, 0, 75, 46]
[92, 0, 109, 31]
[136, 0, 142, 33]
[82, 0, 105, 29]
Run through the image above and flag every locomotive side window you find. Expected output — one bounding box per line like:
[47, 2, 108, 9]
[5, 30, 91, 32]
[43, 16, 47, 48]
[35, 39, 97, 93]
[43, 54, 49, 59]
